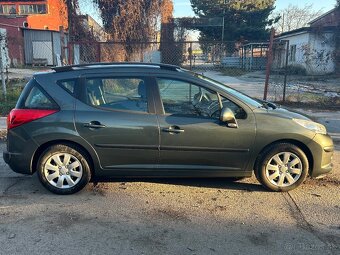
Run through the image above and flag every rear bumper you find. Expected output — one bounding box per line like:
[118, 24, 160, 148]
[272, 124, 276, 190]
[3, 151, 33, 175]
[309, 134, 334, 178]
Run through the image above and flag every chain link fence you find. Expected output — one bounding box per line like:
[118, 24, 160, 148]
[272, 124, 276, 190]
[1, 35, 339, 110]
[67, 37, 339, 109]
[68, 40, 268, 73]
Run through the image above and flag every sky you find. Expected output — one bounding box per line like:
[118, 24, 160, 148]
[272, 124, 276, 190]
[173, 0, 337, 17]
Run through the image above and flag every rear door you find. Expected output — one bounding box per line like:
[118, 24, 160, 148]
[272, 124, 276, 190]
[74, 74, 160, 172]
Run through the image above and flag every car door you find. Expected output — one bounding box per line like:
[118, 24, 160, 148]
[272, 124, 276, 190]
[74, 74, 159, 172]
[154, 77, 256, 175]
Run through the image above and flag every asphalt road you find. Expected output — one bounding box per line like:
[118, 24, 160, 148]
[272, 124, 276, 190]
[0, 141, 339, 255]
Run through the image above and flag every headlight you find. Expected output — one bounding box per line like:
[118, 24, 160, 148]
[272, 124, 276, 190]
[293, 119, 327, 135]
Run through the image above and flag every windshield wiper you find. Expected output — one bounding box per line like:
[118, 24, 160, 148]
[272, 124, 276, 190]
[256, 99, 278, 109]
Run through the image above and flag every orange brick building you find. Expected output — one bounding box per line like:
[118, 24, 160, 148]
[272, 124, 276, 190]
[0, 0, 68, 30]
[0, 0, 68, 66]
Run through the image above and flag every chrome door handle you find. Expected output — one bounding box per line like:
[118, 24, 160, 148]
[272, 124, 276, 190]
[162, 126, 185, 134]
[84, 121, 106, 129]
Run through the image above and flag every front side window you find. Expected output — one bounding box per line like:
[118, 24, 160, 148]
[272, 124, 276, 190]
[19, 4, 47, 15]
[157, 78, 246, 119]
[85, 77, 148, 113]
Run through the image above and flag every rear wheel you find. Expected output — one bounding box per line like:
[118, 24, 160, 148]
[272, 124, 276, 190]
[37, 144, 91, 195]
[255, 143, 308, 191]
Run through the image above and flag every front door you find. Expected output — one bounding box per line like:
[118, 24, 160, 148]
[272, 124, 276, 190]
[75, 75, 159, 172]
[155, 77, 256, 174]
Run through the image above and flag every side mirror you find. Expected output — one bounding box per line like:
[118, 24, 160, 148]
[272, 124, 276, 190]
[220, 107, 238, 128]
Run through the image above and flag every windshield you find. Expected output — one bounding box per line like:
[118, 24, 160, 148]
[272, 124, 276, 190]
[193, 73, 263, 108]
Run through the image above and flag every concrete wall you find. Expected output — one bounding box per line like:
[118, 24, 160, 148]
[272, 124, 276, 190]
[0, 16, 25, 66]
[307, 32, 335, 75]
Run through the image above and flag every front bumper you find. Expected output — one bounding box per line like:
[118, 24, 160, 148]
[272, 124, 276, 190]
[309, 134, 334, 177]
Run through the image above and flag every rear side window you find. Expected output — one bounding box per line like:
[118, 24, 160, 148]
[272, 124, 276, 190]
[84, 77, 148, 113]
[24, 85, 58, 109]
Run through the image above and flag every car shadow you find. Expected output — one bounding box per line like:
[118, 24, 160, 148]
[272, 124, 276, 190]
[92, 177, 265, 192]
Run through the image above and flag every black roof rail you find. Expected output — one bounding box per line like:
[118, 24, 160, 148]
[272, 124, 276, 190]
[51, 62, 181, 72]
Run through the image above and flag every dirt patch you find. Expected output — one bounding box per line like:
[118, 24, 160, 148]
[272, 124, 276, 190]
[153, 208, 191, 223]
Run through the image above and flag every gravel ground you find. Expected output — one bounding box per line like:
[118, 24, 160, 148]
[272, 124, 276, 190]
[0, 141, 339, 255]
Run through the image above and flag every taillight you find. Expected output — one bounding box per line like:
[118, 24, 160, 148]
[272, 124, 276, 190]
[7, 109, 59, 130]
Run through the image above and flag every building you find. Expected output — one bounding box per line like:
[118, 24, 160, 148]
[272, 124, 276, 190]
[273, 8, 339, 75]
[23, 28, 68, 66]
[0, 0, 68, 66]
[78, 14, 107, 42]
[0, 0, 67, 30]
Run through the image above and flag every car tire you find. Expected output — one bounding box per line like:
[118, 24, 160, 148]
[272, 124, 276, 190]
[37, 144, 91, 195]
[255, 143, 308, 192]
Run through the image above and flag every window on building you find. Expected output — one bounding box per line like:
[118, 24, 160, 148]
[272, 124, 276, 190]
[19, 4, 47, 15]
[289, 45, 296, 62]
[0, 5, 16, 15]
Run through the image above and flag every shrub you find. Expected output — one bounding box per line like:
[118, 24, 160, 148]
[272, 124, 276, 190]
[285, 65, 307, 75]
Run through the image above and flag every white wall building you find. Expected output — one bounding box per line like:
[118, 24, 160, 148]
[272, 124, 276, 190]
[273, 8, 338, 75]
[274, 28, 336, 75]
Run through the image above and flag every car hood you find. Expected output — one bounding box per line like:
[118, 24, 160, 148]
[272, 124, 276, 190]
[253, 107, 311, 121]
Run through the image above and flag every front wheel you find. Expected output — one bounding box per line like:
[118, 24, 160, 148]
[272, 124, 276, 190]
[37, 144, 91, 195]
[255, 143, 309, 191]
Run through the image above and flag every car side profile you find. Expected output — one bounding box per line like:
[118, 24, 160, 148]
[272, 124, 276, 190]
[3, 63, 334, 194]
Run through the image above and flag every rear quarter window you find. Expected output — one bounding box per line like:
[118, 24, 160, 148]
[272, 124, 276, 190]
[58, 79, 76, 94]
[17, 79, 58, 110]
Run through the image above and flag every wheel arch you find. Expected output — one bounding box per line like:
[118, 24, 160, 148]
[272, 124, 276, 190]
[253, 139, 314, 175]
[31, 140, 96, 176]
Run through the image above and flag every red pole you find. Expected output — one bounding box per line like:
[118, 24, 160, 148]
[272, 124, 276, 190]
[263, 28, 275, 101]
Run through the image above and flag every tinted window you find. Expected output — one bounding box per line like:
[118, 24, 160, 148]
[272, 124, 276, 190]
[24, 86, 57, 109]
[157, 78, 245, 119]
[85, 77, 148, 113]
[59, 80, 76, 94]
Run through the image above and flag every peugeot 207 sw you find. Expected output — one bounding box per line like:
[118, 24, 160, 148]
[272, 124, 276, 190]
[3, 63, 333, 194]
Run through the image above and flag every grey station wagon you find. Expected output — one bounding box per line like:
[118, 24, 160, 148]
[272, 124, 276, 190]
[3, 63, 334, 194]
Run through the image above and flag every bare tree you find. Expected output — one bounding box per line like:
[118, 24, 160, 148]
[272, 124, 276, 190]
[273, 4, 324, 33]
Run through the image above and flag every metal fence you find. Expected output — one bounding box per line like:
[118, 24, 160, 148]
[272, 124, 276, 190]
[68, 40, 268, 73]
[1, 35, 339, 109]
